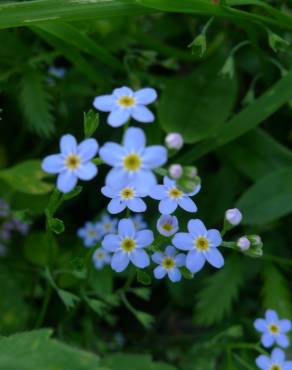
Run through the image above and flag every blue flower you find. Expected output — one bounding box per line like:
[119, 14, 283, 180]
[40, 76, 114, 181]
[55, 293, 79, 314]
[99, 127, 167, 193]
[102, 218, 153, 272]
[98, 214, 118, 236]
[101, 181, 147, 214]
[92, 247, 111, 270]
[48, 66, 66, 79]
[130, 214, 148, 230]
[152, 246, 185, 283]
[42, 134, 98, 193]
[93, 86, 157, 127]
[256, 348, 292, 370]
[157, 215, 178, 237]
[254, 310, 291, 348]
[172, 219, 223, 273]
[77, 221, 101, 247]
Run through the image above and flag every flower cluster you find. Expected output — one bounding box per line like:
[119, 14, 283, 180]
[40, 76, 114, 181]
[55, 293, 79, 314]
[254, 309, 292, 370]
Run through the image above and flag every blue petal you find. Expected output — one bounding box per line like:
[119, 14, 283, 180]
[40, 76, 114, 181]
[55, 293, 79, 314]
[57, 171, 78, 193]
[164, 176, 176, 188]
[187, 219, 207, 237]
[118, 218, 135, 237]
[131, 105, 154, 123]
[276, 334, 289, 348]
[175, 253, 186, 267]
[101, 186, 116, 198]
[262, 333, 274, 348]
[93, 94, 116, 112]
[256, 355, 270, 370]
[266, 309, 278, 323]
[77, 138, 99, 161]
[172, 233, 193, 251]
[42, 154, 63, 174]
[271, 348, 285, 363]
[254, 319, 267, 333]
[136, 230, 154, 247]
[108, 108, 130, 127]
[279, 319, 292, 333]
[207, 229, 222, 247]
[178, 197, 197, 212]
[154, 265, 167, 279]
[283, 362, 292, 370]
[60, 134, 77, 155]
[205, 248, 224, 268]
[142, 146, 168, 169]
[165, 245, 176, 256]
[123, 127, 145, 151]
[152, 252, 163, 264]
[168, 268, 181, 283]
[108, 198, 126, 214]
[130, 170, 157, 193]
[186, 250, 205, 273]
[127, 198, 147, 213]
[149, 185, 167, 200]
[99, 143, 125, 166]
[106, 168, 129, 188]
[111, 251, 129, 272]
[159, 198, 177, 214]
[187, 183, 201, 196]
[76, 162, 97, 180]
[129, 249, 150, 268]
[102, 234, 120, 252]
[134, 88, 157, 104]
[113, 86, 134, 98]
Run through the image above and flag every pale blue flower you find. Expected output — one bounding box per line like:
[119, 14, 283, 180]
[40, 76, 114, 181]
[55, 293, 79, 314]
[130, 214, 147, 230]
[93, 86, 157, 127]
[152, 246, 185, 283]
[101, 181, 147, 214]
[92, 247, 111, 270]
[102, 218, 153, 272]
[254, 310, 291, 348]
[157, 215, 178, 237]
[48, 66, 66, 79]
[149, 176, 200, 214]
[42, 134, 98, 193]
[99, 127, 167, 193]
[98, 214, 118, 236]
[256, 348, 292, 370]
[77, 221, 101, 247]
[172, 219, 223, 273]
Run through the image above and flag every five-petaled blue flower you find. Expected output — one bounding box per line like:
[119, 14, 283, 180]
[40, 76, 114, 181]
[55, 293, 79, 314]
[102, 218, 153, 272]
[77, 221, 101, 247]
[172, 219, 223, 273]
[256, 348, 292, 370]
[92, 247, 111, 270]
[42, 134, 98, 193]
[149, 176, 200, 214]
[98, 214, 118, 236]
[93, 86, 157, 127]
[99, 127, 167, 193]
[101, 181, 147, 214]
[157, 214, 179, 237]
[130, 214, 148, 230]
[152, 246, 185, 283]
[254, 309, 291, 348]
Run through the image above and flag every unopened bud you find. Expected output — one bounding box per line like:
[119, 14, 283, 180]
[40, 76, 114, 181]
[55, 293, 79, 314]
[165, 133, 184, 150]
[169, 164, 183, 179]
[249, 235, 262, 247]
[237, 236, 250, 251]
[225, 208, 242, 226]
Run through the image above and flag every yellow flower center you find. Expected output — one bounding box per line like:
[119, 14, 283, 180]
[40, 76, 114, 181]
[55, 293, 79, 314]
[120, 187, 134, 200]
[121, 238, 136, 252]
[104, 223, 111, 231]
[65, 154, 81, 170]
[271, 365, 281, 370]
[162, 223, 173, 232]
[168, 187, 183, 199]
[88, 230, 97, 238]
[123, 153, 141, 172]
[269, 324, 279, 334]
[118, 95, 136, 107]
[195, 237, 209, 251]
[162, 257, 175, 270]
[95, 251, 104, 260]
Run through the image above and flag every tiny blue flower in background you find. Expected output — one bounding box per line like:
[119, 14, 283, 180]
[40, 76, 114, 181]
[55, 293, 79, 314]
[92, 247, 111, 270]
[93, 86, 157, 127]
[99, 214, 118, 236]
[172, 219, 223, 273]
[149, 176, 200, 214]
[152, 246, 185, 283]
[99, 127, 167, 193]
[130, 214, 147, 230]
[254, 309, 291, 348]
[42, 134, 98, 193]
[0, 199, 10, 217]
[48, 66, 66, 79]
[101, 181, 147, 214]
[256, 348, 292, 370]
[77, 221, 101, 247]
[102, 218, 153, 272]
[157, 215, 179, 237]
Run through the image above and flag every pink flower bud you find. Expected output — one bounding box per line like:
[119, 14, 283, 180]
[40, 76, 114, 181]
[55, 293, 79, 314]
[165, 133, 184, 150]
[225, 208, 242, 226]
[237, 236, 250, 251]
[169, 164, 183, 179]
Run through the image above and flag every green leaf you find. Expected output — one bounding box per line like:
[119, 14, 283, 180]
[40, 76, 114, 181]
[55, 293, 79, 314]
[267, 29, 289, 53]
[188, 34, 206, 58]
[83, 110, 99, 138]
[236, 167, 292, 225]
[136, 270, 152, 285]
[24, 232, 57, 266]
[0, 160, 53, 194]
[129, 287, 151, 301]
[48, 217, 65, 234]
[89, 268, 114, 298]
[159, 59, 237, 143]
[19, 68, 54, 137]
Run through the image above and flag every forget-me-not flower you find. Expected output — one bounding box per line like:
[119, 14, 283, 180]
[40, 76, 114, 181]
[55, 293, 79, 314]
[157, 214, 179, 237]
[256, 348, 292, 370]
[77, 221, 101, 247]
[172, 219, 223, 273]
[93, 86, 157, 127]
[152, 246, 185, 283]
[99, 127, 167, 192]
[92, 247, 111, 270]
[42, 134, 98, 193]
[102, 218, 153, 272]
[130, 214, 148, 230]
[98, 214, 118, 236]
[149, 176, 200, 214]
[254, 309, 291, 348]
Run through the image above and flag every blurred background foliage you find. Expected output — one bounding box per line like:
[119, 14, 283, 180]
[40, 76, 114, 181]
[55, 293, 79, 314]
[0, 0, 292, 369]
